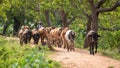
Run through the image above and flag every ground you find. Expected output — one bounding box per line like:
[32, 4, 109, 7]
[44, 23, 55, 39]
[6, 37, 120, 68]
[49, 47, 120, 68]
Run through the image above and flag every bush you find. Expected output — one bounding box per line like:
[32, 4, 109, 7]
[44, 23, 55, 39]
[0, 36, 61, 68]
[98, 30, 120, 60]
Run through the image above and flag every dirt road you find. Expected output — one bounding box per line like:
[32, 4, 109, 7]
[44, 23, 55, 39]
[5, 37, 120, 68]
[49, 47, 120, 68]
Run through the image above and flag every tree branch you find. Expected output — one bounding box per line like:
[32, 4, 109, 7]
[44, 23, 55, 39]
[98, 0, 120, 13]
[68, 16, 77, 24]
[61, 10, 68, 17]
[95, 0, 106, 8]
[99, 26, 120, 31]
[83, 11, 91, 18]
[87, 0, 95, 9]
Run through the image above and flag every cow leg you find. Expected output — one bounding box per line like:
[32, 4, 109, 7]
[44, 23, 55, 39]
[36, 35, 40, 44]
[57, 39, 61, 48]
[60, 40, 63, 48]
[41, 37, 46, 45]
[34, 38, 39, 44]
[41, 36, 44, 45]
[48, 45, 54, 50]
[59, 39, 63, 48]
[64, 45, 66, 49]
[20, 39, 23, 46]
[69, 45, 71, 51]
[72, 42, 75, 51]
[63, 41, 67, 49]
[67, 46, 69, 52]
[27, 35, 31, 43]
[73, 46, 75, 51]
[55, 40, 58, 47]
[95, 43, 97, 53]
[73, 47, 75, 51]
[47, 41, 54, 50]
[58, 43, 62, 48]
[56, 39, 60, 48]
[24, 35, 28, 44]
[70, 46, 72, 51]
[66, 43, 69, 52]
[62, 38, 66, 49]
[90, 45, 92, 54]
[63, 40, 66, 49]
[70, 43, 74, 51]
[92, 44, 94, 55]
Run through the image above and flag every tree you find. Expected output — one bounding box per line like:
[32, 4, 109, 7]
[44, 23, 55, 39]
[0, 0, 12, 35]
[84, 0, 120, 48]
[0, 0, 41, 36]
[52, 0, 82, 27]
[39, 0, 52, 26]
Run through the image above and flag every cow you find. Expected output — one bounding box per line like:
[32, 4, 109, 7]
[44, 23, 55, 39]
[32, 29, 40, 44]
[65, 30, 76, 51]
[43, 27, 56, 50]
[61, 27, 76, 51]
[49, 27, 63, 48]
[86, 30, 100, 55]
[18, 26, 32, 45]
[38, 27, 46, 45]
[38, 27, 55, 45]
[61, 27, 69, 49]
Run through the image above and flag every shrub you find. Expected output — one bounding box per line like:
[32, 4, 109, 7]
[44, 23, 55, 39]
[0, 36, 61, 68]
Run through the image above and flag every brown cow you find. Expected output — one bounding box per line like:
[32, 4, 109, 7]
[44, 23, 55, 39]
[49, 27, 63, 48]
[38, 27, 55, 45]
[38, 27, 46, 45]
[60, 27, 69, 49]
[44, 27, 56, 50]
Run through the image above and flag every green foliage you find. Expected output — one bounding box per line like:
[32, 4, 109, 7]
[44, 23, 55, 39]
[69, 18, 86, 48]
[98, 30, 120, 50]
[0, 36, 61, 68]
[97, 30, 120, 60]
[0, 0, 120, 61]
[99, 49, 120, 60]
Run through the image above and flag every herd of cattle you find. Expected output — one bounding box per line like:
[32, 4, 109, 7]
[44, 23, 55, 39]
[18, 26, 76, 51]
[18, 25, 100, 55]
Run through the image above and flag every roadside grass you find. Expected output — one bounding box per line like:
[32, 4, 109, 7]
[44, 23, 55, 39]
[0, 35, 61, 68]
[98, 48, 120, 60]
[75, 38, 120, 61]
[1, 35, 120, 68]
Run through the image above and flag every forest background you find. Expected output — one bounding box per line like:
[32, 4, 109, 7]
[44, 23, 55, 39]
[0, 0, 120, 67]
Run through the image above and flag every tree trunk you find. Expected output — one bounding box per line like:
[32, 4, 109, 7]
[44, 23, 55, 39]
[84, 12, 99, 48]
[60, 10, 68, 28]
[45, 10, 51, 27]
[84, 15, 92, 48]
[91, 13, 99, 32]
[84, 0, 120, 48]
[86, 15, 92, 33]
[60, 10, 77, 28]
[13, 16, 21, 36]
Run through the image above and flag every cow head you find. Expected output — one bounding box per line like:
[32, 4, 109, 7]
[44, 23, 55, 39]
[68, 30, 76, 41]
[89, 32, 100, 43]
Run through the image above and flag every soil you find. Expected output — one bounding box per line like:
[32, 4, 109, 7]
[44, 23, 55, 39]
[5, 37, 120, 68]
[49, 47, 120, 68]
